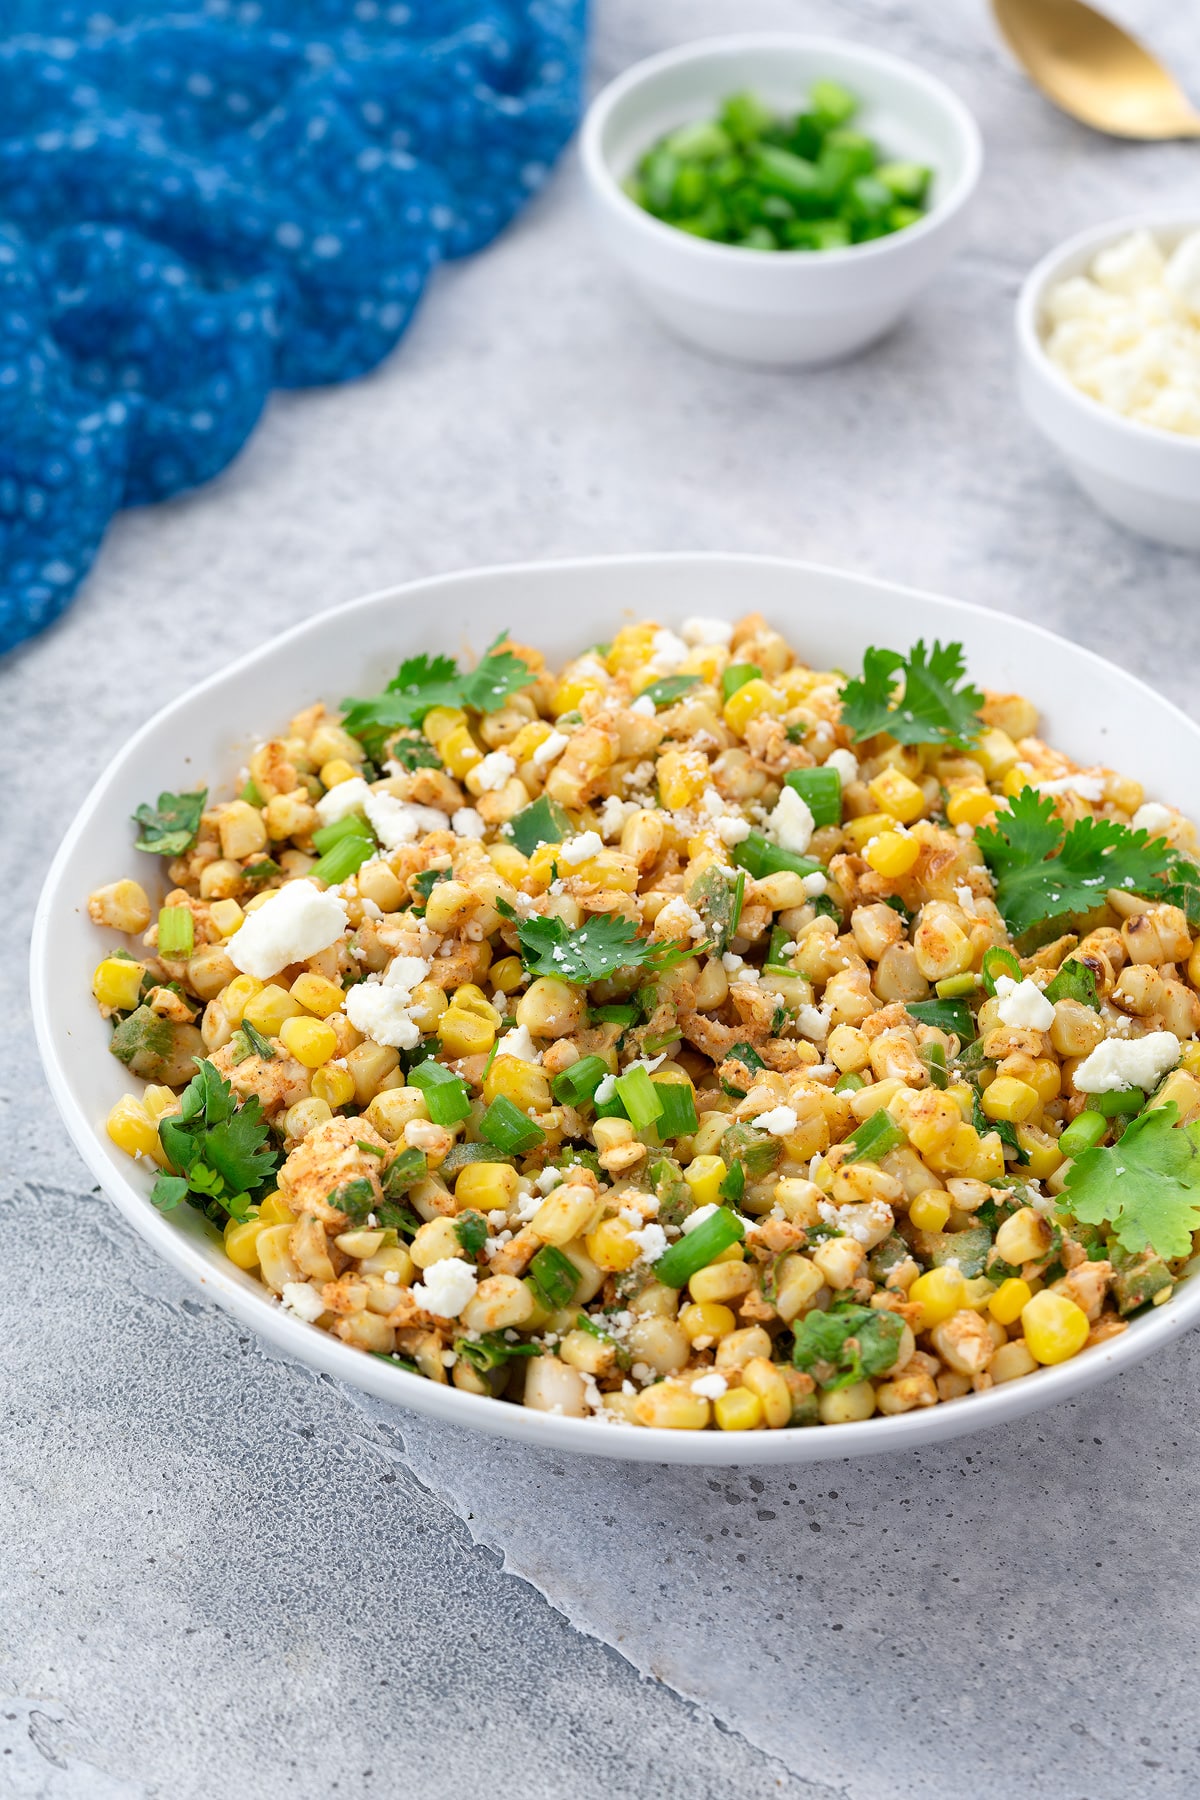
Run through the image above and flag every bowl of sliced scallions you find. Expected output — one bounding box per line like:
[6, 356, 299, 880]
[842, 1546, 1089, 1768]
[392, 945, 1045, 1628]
[581, 34, 982, 365]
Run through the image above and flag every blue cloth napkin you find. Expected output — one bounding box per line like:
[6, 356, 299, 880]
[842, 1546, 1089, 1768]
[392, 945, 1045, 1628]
[0, 1, 586, 655]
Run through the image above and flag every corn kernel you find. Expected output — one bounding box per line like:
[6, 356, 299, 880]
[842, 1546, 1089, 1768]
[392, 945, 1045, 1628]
[909, 1191, 951, 1233]
[242, 983, 304, 1037]
[864, 830, 921, 879]
[995, 1205, 1051, 1265]
[279, 1014, 338, 1069]
[946, 787, 996, 827]
[632, 1382, 711, 1430]
[440, 724, 483, 778]
[88, 878, 153, 933]
[868, 767, 926, 824]
[142, 1085, 177, 1122]
[679, 1300, 737, 1343]
[490, 955, 525, 995]
[93, 957, 144, 1011]
[258, 1193, 295, 1225]
[487, 843, 529, 884]
[438, 1005, 497, 1057]
[311, 1064, 356, 1109]
[319, 757, 359, 791]
[585, 1217, 641, 1272]
[723, 677, 779, 735]
[106, 1095, 168, 1166]
[208, 898, 245, 937]
[289, 972, 346, 1018]
[1014, 1123, 1063, 1179]
[605, 624, 657, 673]
[976, 727, 1019, 779]
[909, 1265, 968, 1330]
[965, 1130, 1007, 1182]
[842, 811, 893, 849]
[683, 1154, 727, 1209]
[988, 1277, 1033, 1326]
[1021, 1289, 1090, 1364]
[455, 1161, 521, 1214]
[1180, 1041, 1200, 1079]
[656, 749, 709, 811]
[713, 1387, 764, 1431]
[224, 1217, 268, 1270]
[1002, 766, 1035, 799]
[484, 1054, 552, 1112]
[220, 974, 263, 1024]
[981, 1075, 1039, 1123]
[551, 675, 606, 716]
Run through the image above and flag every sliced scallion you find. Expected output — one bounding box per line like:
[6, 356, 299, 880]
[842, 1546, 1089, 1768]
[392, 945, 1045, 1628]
[653, 1206, 745, 1288]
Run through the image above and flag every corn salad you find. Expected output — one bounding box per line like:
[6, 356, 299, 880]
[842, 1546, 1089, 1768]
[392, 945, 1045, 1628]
[89, 613, 1200, 1431]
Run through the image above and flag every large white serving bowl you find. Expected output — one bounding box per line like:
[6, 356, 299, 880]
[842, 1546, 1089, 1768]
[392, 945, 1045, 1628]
[31, 554, 1200, 1466]
[1016, 214, 1200, 551]
[580, 35, 982, 366]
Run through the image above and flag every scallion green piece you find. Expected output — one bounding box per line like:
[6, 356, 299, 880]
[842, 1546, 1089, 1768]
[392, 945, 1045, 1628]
[1089, 1087, 1147, 1118]
[936, 972, 980, 998]
[480, 1095, 546, 1154]
[591, 1003, 640, 1026]
[550, 1054, 611, 1108]
[721, 663, 762, 703]
[652, 1080, 699, 1140]
[309, 833, 375, 887]
[834, 1071, 865, 1093]
[528, 1245, 580, 1310]
[383, 1147, 428, 1196]
[906, 997, 975, 1041]
[157, 905, 194, 959]
[732, 831, 822, 882]
[845, 1108, 906, 1163]
[311, 811, 373, 855]
[981, 945, 1022, 996]
[653, 1206, 745, 1288]
[1058, 1110, 1108, 1157]
[784, 765, 841, 828]
[613, 1066, 665, 1132]
[408, 1060, 472, 1126]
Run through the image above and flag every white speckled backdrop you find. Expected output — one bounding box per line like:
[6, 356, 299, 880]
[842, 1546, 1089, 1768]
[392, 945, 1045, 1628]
[7, 3, 1200, 1796]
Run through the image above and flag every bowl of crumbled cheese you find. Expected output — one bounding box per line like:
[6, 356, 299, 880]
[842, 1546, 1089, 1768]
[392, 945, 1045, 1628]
[1016, 215, 1200, 551]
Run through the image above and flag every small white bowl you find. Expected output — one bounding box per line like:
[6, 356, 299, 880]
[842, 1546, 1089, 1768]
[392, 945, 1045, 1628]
[580, 33, 983, 366]
[1016, 214, 1200, 551]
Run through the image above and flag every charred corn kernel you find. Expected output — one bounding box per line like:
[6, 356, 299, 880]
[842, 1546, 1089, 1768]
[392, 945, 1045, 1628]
[440, 724, 483, 778]
[868, 767, 926, 823]
[981, 1076, 1039, 1124]
[455, 1161, 521, 1213]
[209, 898, 245, 937]
[995, 1206, 1051, 1265]
[551, 674, 606, 715]
[679, 1300, 737, 1343]
[714, 1387, 764, 1431]
[864, 830, 921, 878]
[975, 727, 1020, 779]
[106, 1096, 168, 1166]
[656, 749, 709, 811]
[423, 705, 467, 747]
[965, 1131, 1007, 1182]
[633, 1382, 711, 1430]
[585, 1216, 640, 1272]
[258, 1193, 295, 1225]
[243, 984, 304, 1037]
[1021, 1289, 1090, 1364]
[224, 1217, 268, 1269]
[318, 757, 359, 791]
[88, 878, 152, 933]
[93, 956, 144, 1011]
[487, 842, 529, 884]
[722, 676, 778, 735]
[311, 1063, 356, 1109]
[683, 1154, 727, 1208]
[490, 955, 525, 995]
[1015, 1123, 1063, 1179]
[142, 1084, 177, 1122]
[946, 787, 995, 827]
[989, 1277, 1033, 1326]
[909, 1265, 968, 1331]
[484, 1054, 552, 1112]
[843, 811, 892, 849]
[909, 1191, 951, 1232]
[279, 1014, 338, 1068]
[438, 1005, 496, 1057]
[283, 1097, 333, 1139]
[221, 974, 264, 1025]
[289, 972, 345, 1018]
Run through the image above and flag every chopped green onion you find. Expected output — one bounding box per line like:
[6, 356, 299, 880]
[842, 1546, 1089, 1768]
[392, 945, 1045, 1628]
[592, 1003, 640, 1026]
[550, 1054, 610, 1108]
[238, 1019, 275, 1061]
[481, 1095, 546, 1154]
[719, 1160, 746, 1202]
[763, 924, 796, 976]
[157, 905, 194, 959]
[240, 778, 266, 807]
[906, 997, 975, 1041]
[733, 831, 822, 882]
[653, 1206, 745, 1288]
[845, 1108, 906, 1163]
[981, 945, 1022, 996]
[834, 1071, 865, 1093]
[1089, 1087, 1146, 1118]
[506, 794, 574, 856]
[640, 674, 700, 709]
[652, 1080, 699, 1140]
[1058, 1110, 1108, 1157]
[455, 1332, 540, 1372]
[613, 1066, 665, 1132]
[643, 1025, 683, 1056]
[936, 972, 980, 998]
[528, 1244, 580, 1309]
[408, 1060, 472, 1125]
[1044, 958, 1100, 1010]
[919, 1041, 948, 1089]
[721, 663, 762, 703]
[785, 766, 842, 828]
[310, 833, 375, 886]
[311, 812, 373, 855]
[441, 1142, 513, 1177]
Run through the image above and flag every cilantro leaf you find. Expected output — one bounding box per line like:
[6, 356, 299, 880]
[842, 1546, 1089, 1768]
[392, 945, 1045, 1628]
[458, 633, 535, 713]
[202, 1100, 278, 1196]
[1062, 1103, 1200, 1260]
[1043, 958, 1100, 1010]
[155, 1057, 278, 1225]
[1159, 856, 1200, 929]
[977, 790, 1176, 936]
[839, 640, 983, 750]
[387, 733, 442, 772]
[516, 912, 664, 983]
[341, 634, 533, 754]
[791, 1303, 904, 1390]
[132, 787, 207, 857]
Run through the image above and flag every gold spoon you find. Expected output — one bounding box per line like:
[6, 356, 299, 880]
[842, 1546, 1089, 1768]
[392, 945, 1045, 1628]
[992, 0, 1200, 139]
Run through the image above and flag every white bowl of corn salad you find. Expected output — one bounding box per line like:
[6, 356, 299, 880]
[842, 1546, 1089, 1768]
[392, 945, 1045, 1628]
[32, 555, 1200, 1464]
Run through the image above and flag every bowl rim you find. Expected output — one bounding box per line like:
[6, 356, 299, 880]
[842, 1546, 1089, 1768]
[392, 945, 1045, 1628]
[31, 550, 1200, 1466]
[579, 31, 984, 270]
[1015, 210, 1200, 457]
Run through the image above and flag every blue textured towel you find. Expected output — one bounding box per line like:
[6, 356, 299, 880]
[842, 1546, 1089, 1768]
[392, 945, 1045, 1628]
[0, 1, 586, 655]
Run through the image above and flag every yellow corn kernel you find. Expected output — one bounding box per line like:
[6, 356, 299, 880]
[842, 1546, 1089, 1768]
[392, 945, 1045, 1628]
[946, 787, 996, 827]
[909, 1191, 951, 1233]
[605, 624, 656, 673]
[988, 1277, 1033, 1326]
[531, 1184, 600, 1246]
[451, 984, 500, 1021]
[89, 878, 154, 933]
[278, 1014, 338, 1069]
[964, 1131, 1007, 1182]
[242, 983, 304, 1037]
[945, 1081, 975, 1122]
[564, 849, 639, 892]
[864, 830, 921, 879]
[1014, 1123, 1063, 1180]
[842, 811, 892, 849]
[311, 1063, 356, 1109]
[423, 705, 467, 747]
[1021, 1289, 1090, 1365]
[437, 1005, 496, 1057]
[722, 677, 779, 735]
[319, 757, 359, 791]
[454, 1161, 521, 1214]
[363, 1087, 426, 1140]
[689, 1261, 754, 1305]
[909, 1265, 968, 1331]
[208, 898, 245, 937]
[995, 1205, 1051, 1265]
[345, 1041, 400, 1105]
[679, 1300, 737, 1343]
[106, 1095, 168, 1166]
[868, 767, 926, 824]
[551, 674, 606, 716]
[142, 1084, 177, 1122]
[740, 1357, 793, 1429]
[656, 749, 709, 811]
[683, 1154, 727, 1209]
[526, 842, 563, 890]
[585, 1217, 641, 1272]
[284, 1097, 333, 1139]
[981, 1076, 1039, 1124]
[507, 720, 554, 765]
[487, 843, 529, 884]
[439, 724, 483, 778]
[93, 956, 144, 1011]
[258, 1193, 295, 1225]
[818, 1381, 877, 1424]
[632, 1381, 711, 1431]
[713, 1387, 764, 1431]
[484, 1054, 552, 1112]
[220, 973, 263, 1024]
[224, 1216, 268, 1270]
[289, 972, 346, 1018]
[1179, 1041, 1200, 1079]
[490, 955, 525, 994]
[975, 727, 1020, 779]
[1025, 1059, 1061, 1105]
[682, 644, 725, 685]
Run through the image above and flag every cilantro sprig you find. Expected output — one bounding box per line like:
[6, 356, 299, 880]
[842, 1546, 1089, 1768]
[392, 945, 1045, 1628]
[840, 640, 984, 750]
[1062, 1102, 1200, 1260]
[132, 787, 207, 857]
[341, 633, 533, 755]
[151, 1059, 278, 1224]
[515, 911, 662, 983]
[976, 789, 1175, 936]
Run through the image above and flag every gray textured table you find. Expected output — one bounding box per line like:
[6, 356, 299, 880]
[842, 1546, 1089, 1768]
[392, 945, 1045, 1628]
[7, 3, 1200, 1796]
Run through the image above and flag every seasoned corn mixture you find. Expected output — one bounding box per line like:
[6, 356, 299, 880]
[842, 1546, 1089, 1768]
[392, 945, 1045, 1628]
[90, 615, 1200, 1431]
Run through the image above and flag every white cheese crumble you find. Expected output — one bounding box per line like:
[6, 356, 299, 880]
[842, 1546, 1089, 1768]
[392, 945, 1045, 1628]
[593, 1073, 617, 1104]
[1132, 801, 1175, 837]
[474, 751, 516, 793]
[559, 830, 604, 866]
[752, 1104, 798, 1137]
[803, 871, 827, 898]
[314, 776, 371, 825]
[994, 974, 1056, 1032]
[534, 1165, 564, 1195]
[451, 806, 486, 839]
[824, 748, 859, 786]
[280, 1281, 326, 1323]
[681, 616, 734, 647]
[691, 1372, 728, 1400]
[497, 1023, 542, 1064]
[715, 814, 751, 846]
[654, 897, 707, 942]
[1073, 1030, 1181, 1093]
[345, 982, 421, 1050]
[681, 1202, 719, 1235]
[629, 694, 657, 718]
[411, 1256, 478, 1320]
[598, 795, 641, 841]
[796, 1004, 832, 1043]
[531, 730, 569, 769]
[817, 1199, 894, 1247]
[363, 791, 446, 849]
[630, 1222, 668, 1263]
[227, 879, 349, 979]
[382, 954, 430, 993]
[647, 628, 689, 672]
[955, 883, 979, 916]
[1037, 773, 1105, 802]
[768, 784, 815, 855]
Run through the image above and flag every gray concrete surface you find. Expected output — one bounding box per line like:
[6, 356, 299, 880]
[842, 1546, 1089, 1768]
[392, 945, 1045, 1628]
[6, 1, 1200, 1795]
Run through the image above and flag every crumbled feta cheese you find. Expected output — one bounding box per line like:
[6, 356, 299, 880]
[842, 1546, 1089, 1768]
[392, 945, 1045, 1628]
[681, 1202, 719, 1235]
[721, 951, 744, 974]
[1132, 801, 1175, 837]
[360, 897, 383, 921]
[817, 1199, 894, 1247]
[363, 791, 446, 849]
[654, 897, 707, 942]
[281, 1282, 326, 1323]
[382, 954, 429, 994]
[630, 1221, 668, 1263]
[715, 814, 751, 846]
[513, 1188, 544, 1224]
[626, 1053, 667, 1075]
[752, 1105, 798, 1137]
[560, 830, 604, 866]
[314, 777, 371, 826]
[345, 981, 421, 1050]
[597, 795, 641, 840]
[691, 1372, 728, 1400]
[768, 784, 814, 855]
[796, 1005, 831, 1043]
[451, 806, 486, 839]
[681, 616, 734, 647]
[593, 1073, 617, 1104]
[648, 628, 689, 672]
[532, 730, 569, 769]
[803, 871, 827, 898]
[824, 748, 859, 786]
[1073, 1030, 1181, 1093]
[497, 1024, 542, 1064]
[227, 879, 349, 979]
[1037, 773, 1106, 802]
[411, 1256, 478, 1320]
[629, 694, 657, 718]
[994, 974, 1056, 1032]
[955, 883, 978, 916]
[474, 751, 516, 793]
[534, 1166, 564, 1195]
